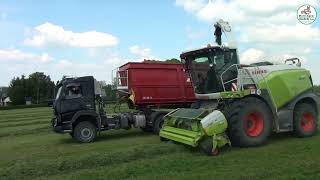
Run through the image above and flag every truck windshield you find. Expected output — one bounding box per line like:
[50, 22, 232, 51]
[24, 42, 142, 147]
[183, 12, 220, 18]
[55, 87, 62, 100]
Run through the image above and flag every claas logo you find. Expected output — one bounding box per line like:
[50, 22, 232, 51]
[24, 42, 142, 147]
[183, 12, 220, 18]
[252, 70, 267, 75]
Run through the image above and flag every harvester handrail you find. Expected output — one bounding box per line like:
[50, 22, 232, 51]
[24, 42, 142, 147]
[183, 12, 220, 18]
[220, 64, 241, 91]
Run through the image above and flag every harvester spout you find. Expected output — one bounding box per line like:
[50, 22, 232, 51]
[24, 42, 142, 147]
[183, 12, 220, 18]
[214, 19, 236, 48]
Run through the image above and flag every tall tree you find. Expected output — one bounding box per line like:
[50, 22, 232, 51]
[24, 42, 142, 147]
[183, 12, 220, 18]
[8, 72, 55, 105]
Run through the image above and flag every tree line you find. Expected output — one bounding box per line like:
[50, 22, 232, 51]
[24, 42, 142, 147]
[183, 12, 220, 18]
[8, 72, 55, 105]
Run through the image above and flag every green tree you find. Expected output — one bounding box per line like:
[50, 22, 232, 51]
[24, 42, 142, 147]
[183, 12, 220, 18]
[103, 84, 117, 101]
[165, 58, 181, 64]
[8, 72, 55, 105]
[8, 77, 25, 105]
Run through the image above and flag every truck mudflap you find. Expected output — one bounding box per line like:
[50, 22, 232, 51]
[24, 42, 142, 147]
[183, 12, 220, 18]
[159, 108, 231, 155]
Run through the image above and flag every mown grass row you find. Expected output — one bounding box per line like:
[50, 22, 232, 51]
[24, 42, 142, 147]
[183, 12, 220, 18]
[0, 106, 319, 180]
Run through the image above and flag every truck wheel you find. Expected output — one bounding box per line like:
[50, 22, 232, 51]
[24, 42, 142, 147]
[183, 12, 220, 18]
[226, 97, 272, 147]
[293, 103, 317, 137]
[153, 113, 165, 134]
[73, 121, 97, 143]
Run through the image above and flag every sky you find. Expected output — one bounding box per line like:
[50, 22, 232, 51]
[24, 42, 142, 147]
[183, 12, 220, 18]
[0, 0, 319, 86]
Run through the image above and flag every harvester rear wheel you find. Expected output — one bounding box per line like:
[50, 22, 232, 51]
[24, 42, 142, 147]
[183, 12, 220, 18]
[226, 97, 272, 147]
[293, 103, 317, 137]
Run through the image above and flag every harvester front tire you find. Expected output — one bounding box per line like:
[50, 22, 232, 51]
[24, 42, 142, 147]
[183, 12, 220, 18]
[73, 121, 97, 143]
[226, 97, 272, 147]
[293, 103, 317, 137]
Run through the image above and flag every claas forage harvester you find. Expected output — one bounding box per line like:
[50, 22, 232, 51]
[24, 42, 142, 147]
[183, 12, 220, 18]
[160, 20, 319, 155]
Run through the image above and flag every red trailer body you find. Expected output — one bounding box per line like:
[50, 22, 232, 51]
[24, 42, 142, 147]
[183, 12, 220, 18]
[116, 62, 195, 107]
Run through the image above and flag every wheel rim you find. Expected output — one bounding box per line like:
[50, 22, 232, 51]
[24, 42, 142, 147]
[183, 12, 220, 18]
[301, 112, 315, 133]
[81, 128, 92, 139]
[244, 112, 264, 137]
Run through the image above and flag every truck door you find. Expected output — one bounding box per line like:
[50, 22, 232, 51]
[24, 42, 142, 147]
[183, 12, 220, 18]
[60, 83, 86, 116]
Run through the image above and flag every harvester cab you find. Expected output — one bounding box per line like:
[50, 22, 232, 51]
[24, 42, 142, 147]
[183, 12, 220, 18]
[160, 20, 319, 155]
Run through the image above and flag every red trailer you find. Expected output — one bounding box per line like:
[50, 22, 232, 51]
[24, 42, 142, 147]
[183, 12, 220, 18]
[112, 61, 196, 133]
[113, 61, 195, 108]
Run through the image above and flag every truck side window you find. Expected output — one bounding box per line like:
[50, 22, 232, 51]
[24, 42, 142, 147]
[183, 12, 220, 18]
[66, 86, 82, 99]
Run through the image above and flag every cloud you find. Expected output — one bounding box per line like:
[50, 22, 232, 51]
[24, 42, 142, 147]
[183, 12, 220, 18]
[240, 48, 265, 64]
[176, 0, 206, 13]
[128, 45, 158, 61]
[0, 47, 131, 86]
[0, 49, 52, 63]
[129, 45, 151, 57]
[239, 24, 320, 43]
[176, 0, 320, 43]
[24, 22, 119, 48]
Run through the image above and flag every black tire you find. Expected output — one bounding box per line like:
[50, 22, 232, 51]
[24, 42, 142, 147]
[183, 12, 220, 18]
[160, 137, 169, 142]
[293, 103, 318, 137]
[199, 137, 214, 156]
[140, 126, 153, 133]
[226, 97, 272, 147]
[73, 121, 97, 143]
[153, 113, 165, 134]
[69, 132, 74, 137]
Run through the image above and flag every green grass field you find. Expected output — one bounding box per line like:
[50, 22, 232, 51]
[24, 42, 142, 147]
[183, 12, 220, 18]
[0, 107, 319, 180]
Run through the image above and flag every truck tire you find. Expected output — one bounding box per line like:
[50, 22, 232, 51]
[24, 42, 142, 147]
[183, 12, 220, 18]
[226, 97, 272, 147]
[73, 121, 97, 143]
[153, 113, 165, 134]
[293, 103, 317, 137]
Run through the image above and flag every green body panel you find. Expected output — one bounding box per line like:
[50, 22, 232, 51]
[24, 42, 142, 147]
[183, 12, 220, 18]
[258, 69, 312, 108]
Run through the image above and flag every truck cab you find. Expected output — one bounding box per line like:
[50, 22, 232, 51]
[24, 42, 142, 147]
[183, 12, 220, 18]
[52, 76, 104, 139]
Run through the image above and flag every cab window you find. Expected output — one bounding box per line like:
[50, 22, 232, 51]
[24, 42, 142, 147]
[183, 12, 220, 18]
[66, 85, 82, 99]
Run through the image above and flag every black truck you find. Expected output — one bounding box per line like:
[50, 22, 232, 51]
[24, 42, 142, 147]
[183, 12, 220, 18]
[52, 76, 170, 143]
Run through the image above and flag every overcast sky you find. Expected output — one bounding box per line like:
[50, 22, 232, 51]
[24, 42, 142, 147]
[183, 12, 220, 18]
[0, 0, 319, 86]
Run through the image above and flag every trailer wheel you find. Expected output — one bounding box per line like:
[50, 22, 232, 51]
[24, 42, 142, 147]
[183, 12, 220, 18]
[226, 97, 272, 147]
[153, 113, 165, 134]
[73, 121, 97, 143]
[293, 103, 317, 137]
[140, 126, 153, 133]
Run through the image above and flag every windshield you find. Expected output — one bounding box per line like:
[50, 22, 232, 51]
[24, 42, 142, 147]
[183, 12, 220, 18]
[186, 49, 238, 94]
[55, 86, 62, 100]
